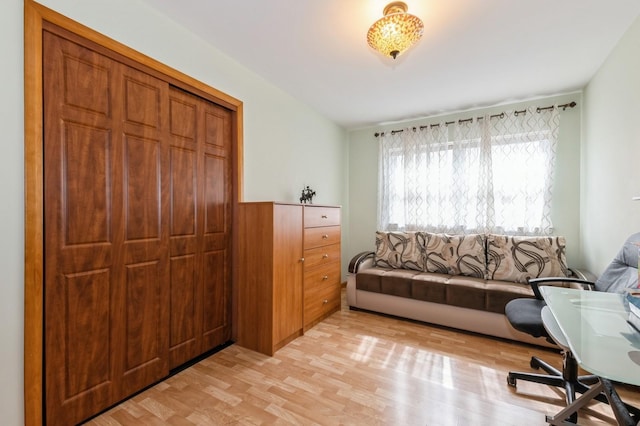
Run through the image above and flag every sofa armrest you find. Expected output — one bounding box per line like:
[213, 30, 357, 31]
[528, 276, 596, 300]
[569, 267, 597, 282]
[348, 251, 375, 273]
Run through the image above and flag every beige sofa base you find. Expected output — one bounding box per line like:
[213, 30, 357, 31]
[346, 274, 554, 348]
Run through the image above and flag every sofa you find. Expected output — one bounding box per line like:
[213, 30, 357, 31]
[347, 231, 588, 346]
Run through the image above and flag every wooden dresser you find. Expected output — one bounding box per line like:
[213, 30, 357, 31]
[237, 202, 341, 355]
[302, 205, 341, 331]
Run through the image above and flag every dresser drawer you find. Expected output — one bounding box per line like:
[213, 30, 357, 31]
[304, 206, 341, 228]
[303, 243, 340, 269]
[304, 261, 340, 290]
[304, 225, 340, 249]
[304, 283, 340, 327]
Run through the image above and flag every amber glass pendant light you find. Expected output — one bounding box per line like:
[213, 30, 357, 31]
[367, 2, 424, 59]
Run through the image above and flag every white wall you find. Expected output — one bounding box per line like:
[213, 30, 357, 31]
[347, 93, 583, 267]
[0, 0, 25, 424]
[582, 15, 640, 275]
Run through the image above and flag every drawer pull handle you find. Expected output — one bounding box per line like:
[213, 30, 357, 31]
[321, 215, 328, 219]
[322, 254, 329, 259]
[323, 299, 328, 304]
[300, 257, 305, 262]
[322, 234, 329, 239]
[322, 275, 329, 280]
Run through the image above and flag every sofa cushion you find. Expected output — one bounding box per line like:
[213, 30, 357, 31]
[374, 231, 426, 271]
[411, 273, 448, 304]
[424, 233, 486, 278]
[445, 276, 487, 311]
[485, 280, 535, 313]
[380, 269, 423, 298]
[355, 268, 387, 293]
[486, 234, 568, 283]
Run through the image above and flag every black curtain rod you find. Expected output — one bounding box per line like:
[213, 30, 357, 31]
[374, 101, 576, 137]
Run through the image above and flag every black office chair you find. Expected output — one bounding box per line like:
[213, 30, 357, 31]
[505, 232, 640, 423]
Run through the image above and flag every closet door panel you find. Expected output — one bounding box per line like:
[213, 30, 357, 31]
[123, 77, 162, 130]
[168, 255, 198, 367]
[204, 107, 230, 149]
[123, 136, 161, 241]
[169, 88, 233, 361]
[169, 147, 197, 237]
[63, 270, 112, 395]
[168, 144, 200, 367]
[60, 51, 110, 117]
[204, 155, 227, 235]
[44, 31, 120, 425]
[124, 261, 162, 370]
[117, 65, 170, 397]
[200, 104, 231, 352]
[168, 92, 198, 240]
[169, 94, 197, 139]
[168, 89, 202, 367]
[63, 123, 112, 246]
[202, 249, 229, 348]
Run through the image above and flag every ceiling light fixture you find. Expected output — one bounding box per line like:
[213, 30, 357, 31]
[367, 2, 424, 60]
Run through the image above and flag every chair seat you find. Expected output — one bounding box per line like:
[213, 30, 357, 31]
[505, 298, 548, 338]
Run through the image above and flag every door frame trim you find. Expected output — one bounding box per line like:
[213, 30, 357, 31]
[24, 2, 243, 424]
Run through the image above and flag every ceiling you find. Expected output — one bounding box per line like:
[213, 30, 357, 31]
[140, 0, 640, 129]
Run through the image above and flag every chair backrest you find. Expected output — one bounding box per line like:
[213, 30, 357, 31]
[595, 232, 640, 293]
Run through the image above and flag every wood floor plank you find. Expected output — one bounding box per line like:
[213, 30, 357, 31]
[87, 290, 640, 425]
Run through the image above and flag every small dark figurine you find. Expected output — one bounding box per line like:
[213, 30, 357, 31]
[299, 185, 316, 204]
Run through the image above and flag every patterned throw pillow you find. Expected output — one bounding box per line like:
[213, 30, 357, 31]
[423, 233, 486, 278]
[374, 231, 426, 271]
[486, 234, 568, 283]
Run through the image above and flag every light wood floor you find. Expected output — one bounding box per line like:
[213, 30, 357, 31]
[88, 290, 640, 425]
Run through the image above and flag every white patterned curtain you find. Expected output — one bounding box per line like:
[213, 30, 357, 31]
[377, 106, 560, 235]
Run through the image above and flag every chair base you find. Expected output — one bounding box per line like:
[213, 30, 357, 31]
[507, 352, 605, 423]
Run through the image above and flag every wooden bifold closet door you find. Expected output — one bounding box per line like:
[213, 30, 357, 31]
[43, 28, 232, 425]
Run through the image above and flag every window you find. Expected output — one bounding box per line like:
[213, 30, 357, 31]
[378, 107, 560, 235]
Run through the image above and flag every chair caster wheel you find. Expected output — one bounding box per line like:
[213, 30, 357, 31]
[507, 375, 516, 387]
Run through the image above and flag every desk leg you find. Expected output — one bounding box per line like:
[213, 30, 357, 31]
[600, 378, 638, 426]
[545, 381, 603, 425]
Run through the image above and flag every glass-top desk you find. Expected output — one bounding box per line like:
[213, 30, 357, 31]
[540, 286, 640, 386]
[540, 286, 640, 424]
